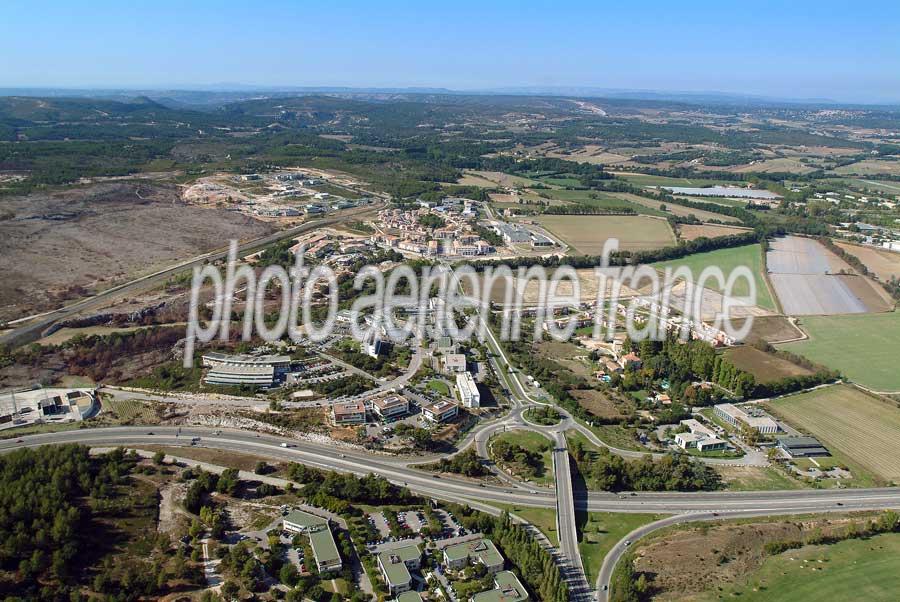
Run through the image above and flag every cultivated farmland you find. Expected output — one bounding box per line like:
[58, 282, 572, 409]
[778, 312, 900, 391]
[766, 236, 890, 315]
[535, 215, 675, 254]
[678, 223, 753, 241]
[834, 241, 900, 282]
[766, 384, 900, 483]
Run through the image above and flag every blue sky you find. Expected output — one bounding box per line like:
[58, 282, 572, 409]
[2, 0, 899, 102]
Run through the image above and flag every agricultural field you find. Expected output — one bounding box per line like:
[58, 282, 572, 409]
[610, 172, 739, 188]
[767, 236, 891, 315]
[723, 346, 813, 383]
[677, 223, 752, 241]
[535, 214, 676, 254]
[457, 170, 540, 188]
[778, 312, 900, 391]
[833, 159, 900, 176]
[730, 316, 806, 344]
[536, 189, 667, 216]
[652, 244, 776, 311]
[766, 384, 900, 483]
[834, 241, 900, 282]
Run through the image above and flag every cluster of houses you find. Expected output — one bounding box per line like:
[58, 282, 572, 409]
[372, 201, 497, 258]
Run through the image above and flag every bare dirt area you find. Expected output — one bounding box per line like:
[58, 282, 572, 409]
[0, 182, 274, 322]
[678, 223, 753, 241]
[834, 242, 900, 282]
[572, 389, 627, 420]
[634, 515, 877, 601]
[732, 316, 805, 343]
[723, 346, 813, 383]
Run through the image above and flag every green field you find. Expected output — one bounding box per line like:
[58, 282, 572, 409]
[778, 312, 900, 392]
[611, 172, 742, 187]
[578, 513, 666, 586]
[535, 214, 676, 254]
[652, 243, 776, 311]
[490, 503, 559, 546]
[696, 532, 900, 602]
[426, 379, 450, 396]
[537, 188, 668, 216]
[766, 384, 900, 485]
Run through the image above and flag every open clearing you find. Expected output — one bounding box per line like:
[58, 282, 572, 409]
[457, 170, 540, 188]
[0, 182, 274, 322]
[723, 346, 813, 383]
[578, 512, 666, 586]
[463, 267, 641, 304]
[632, 514, 900, 602]
[535, 215, 675, 254]
[778, 312, 900, 391]
[652, 244, 776, 311]
[766, 384, 900, 483]
[677, 223, 752, 241]
[834, 241, 900, 282]
[695, 532, 900, 602]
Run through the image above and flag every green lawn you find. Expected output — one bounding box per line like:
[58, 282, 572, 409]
[578, 513, 667, 586]
[426, 379, 451, 396]
[489, 430, 554, 486]
[696, 532, 900, 602]
[652, 243, 776, 311]
[778, 312, 900, 392]
[489, 503, 559, 546]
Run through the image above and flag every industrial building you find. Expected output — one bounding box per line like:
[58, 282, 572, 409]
[456, 372, 481, 408]
[777, 436, 831, 458]
[201, 352, 291, 388]
[714, 403, 779, 434]
[0, 386, 98, 428]
[282, 510, 343, 573]
[674, 419, 727, 452]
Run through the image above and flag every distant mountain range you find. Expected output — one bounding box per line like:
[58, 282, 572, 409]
[0, 85, 897, 110]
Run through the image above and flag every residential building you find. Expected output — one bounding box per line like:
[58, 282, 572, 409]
[332, 401, 367, 425]
[777, 436, 831, 458]
[618, 352, 642, 370]
[443, 538, 504, 573]
[442, 353, 467, 374]
[282, 510, 343, 573]
[372, 395, 409, 421]
[456, 372, 481, 408]
[421, 399, 459, 423]
[714, 403, 779, 434]
[378, 545, 421, 595]
[470, 570, 529, 602]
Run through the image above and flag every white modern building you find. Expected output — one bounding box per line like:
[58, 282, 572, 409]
[455, 372, 481, 408]
[714, 403, 779, 434]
